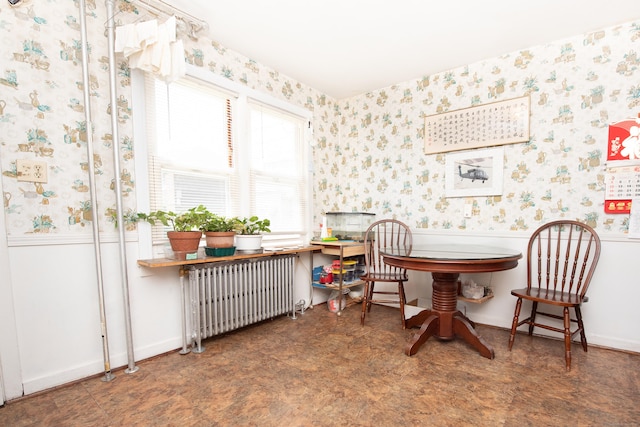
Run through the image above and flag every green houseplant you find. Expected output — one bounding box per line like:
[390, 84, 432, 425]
[137, 205, 210, 258]
[235, 216, 271, 235]
[234, 216, 271, 252]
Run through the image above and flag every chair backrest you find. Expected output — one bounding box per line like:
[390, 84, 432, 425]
[363, 219, 413, 276]
[526, 220, 601, 297]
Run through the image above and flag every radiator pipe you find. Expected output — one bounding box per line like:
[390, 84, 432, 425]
[105, 0, 138, 374]
[79, 0, 114, 382]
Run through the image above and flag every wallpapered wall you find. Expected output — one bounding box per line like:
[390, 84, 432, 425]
[0, 1, 638, 238]
[316, 21, 640, 234]
[0, 0, 330, 238]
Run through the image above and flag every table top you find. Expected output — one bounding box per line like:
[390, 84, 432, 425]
[382, 244, 521, 259]
[380, 243, 522, 273]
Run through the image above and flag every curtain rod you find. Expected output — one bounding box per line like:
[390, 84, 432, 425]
[121, 0, 209, 40]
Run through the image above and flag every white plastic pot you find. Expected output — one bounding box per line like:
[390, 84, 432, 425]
[234, 234, 263, 251]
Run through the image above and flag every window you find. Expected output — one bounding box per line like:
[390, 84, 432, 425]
[249, 102, 306, 235]
[137, 68, 311, 250]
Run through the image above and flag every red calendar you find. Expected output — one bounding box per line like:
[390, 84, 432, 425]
[605, 118, 640, 214]
[607, 118, 640, 161]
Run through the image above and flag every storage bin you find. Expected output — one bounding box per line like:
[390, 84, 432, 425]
[342, 260, 357, 282]
[313, 266, 323, 282]
[326, 212, 375, 241]
[345, 269, 356, 282]
[331, 270, 358, 282]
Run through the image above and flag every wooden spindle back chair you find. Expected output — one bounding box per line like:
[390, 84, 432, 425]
[508, 220, 601, 370]
[360, 219, 413, 328]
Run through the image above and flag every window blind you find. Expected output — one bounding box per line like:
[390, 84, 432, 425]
[144, 74, 237, 241]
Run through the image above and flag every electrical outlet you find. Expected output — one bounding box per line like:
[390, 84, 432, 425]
[16, 159, 48, 183]
[463, 201, 473, 218]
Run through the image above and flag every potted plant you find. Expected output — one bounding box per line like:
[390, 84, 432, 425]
[234, 216, 271, 252]
[137, 205, 210, 258]
[200, 213, 240, 248]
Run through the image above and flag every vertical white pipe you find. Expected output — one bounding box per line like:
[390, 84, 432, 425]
[79, 0, 114, 382]
[105, 0, 138, 374]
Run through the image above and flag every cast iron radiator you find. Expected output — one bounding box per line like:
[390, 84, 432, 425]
[186, 254, 296, 352]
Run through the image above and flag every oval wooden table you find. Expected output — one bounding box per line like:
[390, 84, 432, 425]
[381, 244, 522, 359]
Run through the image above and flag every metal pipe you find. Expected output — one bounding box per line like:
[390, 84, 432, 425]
[105, 0, 138, 375]
[134, 0, 209, 40]
[79, 0, 114, 383]
[178, 269, 191, 355]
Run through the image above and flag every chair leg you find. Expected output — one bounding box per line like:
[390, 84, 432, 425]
[508, 298, 522, 350]
[366, 282, 375, 313]
[563, 307, 572, 371]
[398, 281, 406, 329]
[528, 301, 538, 336]
[575, 305, 588, 352]
[360, 281, 370, 326]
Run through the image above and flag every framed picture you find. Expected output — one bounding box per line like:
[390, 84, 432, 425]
[445, 147, 504, 198]
[424, 95, 530, 154]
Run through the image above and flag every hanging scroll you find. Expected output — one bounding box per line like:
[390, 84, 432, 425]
[424, 95, 530, 154]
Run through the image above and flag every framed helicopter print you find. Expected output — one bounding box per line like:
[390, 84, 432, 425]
[445, 147, 504, 197]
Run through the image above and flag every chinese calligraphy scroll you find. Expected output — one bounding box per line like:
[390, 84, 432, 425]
[424, 95, 530, 154]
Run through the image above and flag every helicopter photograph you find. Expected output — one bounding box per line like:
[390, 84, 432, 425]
[445, 147, 504, 197]
[458, 164, 489, 183]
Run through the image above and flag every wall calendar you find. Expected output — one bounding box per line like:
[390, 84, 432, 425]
[604, 117, 640, 214]
[424, 95, 530, 154]
[604, 165, 640, 214]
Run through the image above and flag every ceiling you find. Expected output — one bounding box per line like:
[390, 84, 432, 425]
[167, 0, 640, 99]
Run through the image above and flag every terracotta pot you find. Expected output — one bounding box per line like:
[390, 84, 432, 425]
[167, 231, 202, 254]
[204, 231, 236, 248]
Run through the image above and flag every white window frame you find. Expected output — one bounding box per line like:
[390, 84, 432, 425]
[132, 65, 313, 258]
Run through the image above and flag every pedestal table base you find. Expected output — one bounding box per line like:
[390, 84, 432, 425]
[404, 272, 494, 359]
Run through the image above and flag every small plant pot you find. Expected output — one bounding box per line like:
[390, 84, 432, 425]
[235, 234, 263, 252]
[167, 231, 202, 253]
[204, 231, 236, 248]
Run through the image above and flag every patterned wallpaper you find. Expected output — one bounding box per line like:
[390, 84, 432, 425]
[0, 1, 638, 238]
[0, 0, 331, 237]
[315, 20, 640, 234]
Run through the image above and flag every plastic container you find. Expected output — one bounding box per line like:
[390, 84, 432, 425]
[342, 260, 357, 282]
[205, 246, 236, 257]
[313, 266, 323, 282]
[325, 212, 375, 241]
[346, 270, 356, 282]
[332, 269, 346, 283]
[327, 289, 349, 312]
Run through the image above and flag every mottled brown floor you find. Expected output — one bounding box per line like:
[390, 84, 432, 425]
[2, 303, 639, 426]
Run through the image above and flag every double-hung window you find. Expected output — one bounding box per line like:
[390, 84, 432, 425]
[248, 102, 306, 241]
[136, 68, 310, 254]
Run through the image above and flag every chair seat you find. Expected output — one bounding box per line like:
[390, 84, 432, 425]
[361, 272, 408, 282]
[511, 287, 585, 306]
